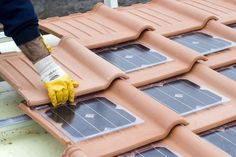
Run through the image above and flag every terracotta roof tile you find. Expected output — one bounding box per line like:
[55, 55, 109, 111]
[135, 63, 236, 134]
[19, 80, 187, 156]
[63, 126, 230, 157]
[117, 0, 217, 36]
[0, 37, 127, 106]
[177, 0, 236, 25]
[39, 3, 154, 49]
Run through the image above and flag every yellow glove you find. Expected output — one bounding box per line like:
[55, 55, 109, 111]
[34, 55, 79, 107]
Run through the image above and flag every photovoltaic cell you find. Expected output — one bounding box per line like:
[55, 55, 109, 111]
[170, 32, 236, 55]
[217, 64, 236, 81]
[230, 24, 236, 29]
[142, 79, 227, 115]
[93, 43, 171, 73]
[201, 123, 236, 156]
[38, 97, 143, 142]
[135, 147, 178, 157]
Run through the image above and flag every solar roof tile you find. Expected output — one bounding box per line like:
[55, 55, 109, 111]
[117, 0, 217, 35]
[64, 126, 229, 157]
[19, 80, 187, 156]
[1, 1, 236, 157]
[94, 43, 171, 73]
[201, 122, 236, 156]
[142, 79, 226, 115]
[177, 0, 236, 25]
[170, 32, 236, 56]
[0, 37, 126, 106]
[39, 3, 153, 49]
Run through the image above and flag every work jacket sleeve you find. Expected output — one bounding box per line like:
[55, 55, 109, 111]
[0, 0, 40, 46]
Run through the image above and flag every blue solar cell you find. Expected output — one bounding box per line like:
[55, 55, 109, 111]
[41, 97, 142, 142]
[93, 43, 170, 72]
[230, 24, 236, 29]
[142, 79, 223, 115]
[217, 64, 236, 81]
[201, 124, 236, 156]
[170, 32, 235, 55]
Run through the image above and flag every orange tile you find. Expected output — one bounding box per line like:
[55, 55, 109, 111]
[118, 0, 217, 36]
[39, 3, 153, 49]
[0, 37, 126, 106]
[19, 80, 187, 157]
[137, 63, 236, 133]
[177, 0, 236, 25]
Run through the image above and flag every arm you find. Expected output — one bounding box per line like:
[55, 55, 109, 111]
[0, 0, 78, 107]
[0, 0, 48, 63]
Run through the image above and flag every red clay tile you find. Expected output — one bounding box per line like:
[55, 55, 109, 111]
[177, 0, 236, 25]
[99, 31, 206, 87]
[138, 63, 236, 134]
[39, 6, 207, 87]
[39, 3, 153, 49]
[19, 80, 187, 157]
[63, 126, 230, 157]
[118, 0, 217, 36]
[0, 37, 126, 106]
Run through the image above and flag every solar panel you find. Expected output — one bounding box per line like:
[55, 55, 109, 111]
[93, 43, 172, 73]
[120, 146, 179, 157]
[170, 32, 236, 55]
[141, 79, 228, 115]
[201, 123, 236, 156]
[217, 64, 236, 81]
[230, 24, 236, 29]
[135, 147, 178, 157]
[37, 97, 143, 142]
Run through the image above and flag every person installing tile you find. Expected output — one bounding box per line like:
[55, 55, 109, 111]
[0, 0, 78, 107]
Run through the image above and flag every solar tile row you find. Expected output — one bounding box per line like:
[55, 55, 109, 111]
[1, 0, 236, 157]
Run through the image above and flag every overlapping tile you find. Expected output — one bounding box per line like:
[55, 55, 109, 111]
[136, 63, 236, 133]
[200, 121, 236, 157]
[19, 80, 187, 157]
[39, 3, 207, 87]
[0, 37, 126, 106]
[119, 0, 236, 71]
[177, 0, 236, 25]
[39, 3, 153, 49]
[63, 126, 230, 157]
[117, 0, 217, 36]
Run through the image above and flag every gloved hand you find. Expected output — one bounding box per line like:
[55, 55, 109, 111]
[34, 55, 79, 107]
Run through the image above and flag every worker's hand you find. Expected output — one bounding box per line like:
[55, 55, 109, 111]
[34, 55, 79, 107]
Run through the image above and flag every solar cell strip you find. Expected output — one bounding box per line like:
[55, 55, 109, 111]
[42, 97, 142, 142]
[170, 32, 235, 55]
[202, 125, 236, 156]
[131, 147, 178, 157]
[95, 43, 171, 72]
[142, 79, 224, 115]
[218, 64, 236, 81]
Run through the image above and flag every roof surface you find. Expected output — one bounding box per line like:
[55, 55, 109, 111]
[1, 0, 236, 156]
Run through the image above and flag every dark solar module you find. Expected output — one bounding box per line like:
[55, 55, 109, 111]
[217, 64, 236, 81]
[201, 124, 236, 156]
[94, 43, 170, 72]
[230, 24, 236, 29]
[41, 97, 142, 142]
[170, 32, 235, 55]
[135, 147, 178, 157]
[142, 79, 225, 115]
